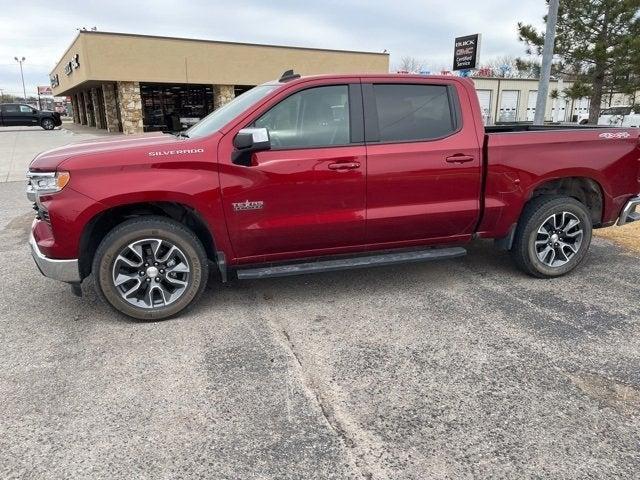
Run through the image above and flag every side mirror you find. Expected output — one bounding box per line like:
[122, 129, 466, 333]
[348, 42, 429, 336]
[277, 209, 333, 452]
[232, 128, 271, 166]
[32, 109, 38, 114]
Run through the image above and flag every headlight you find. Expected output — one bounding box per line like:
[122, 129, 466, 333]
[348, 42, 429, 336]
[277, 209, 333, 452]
[26, 171, 70, 200]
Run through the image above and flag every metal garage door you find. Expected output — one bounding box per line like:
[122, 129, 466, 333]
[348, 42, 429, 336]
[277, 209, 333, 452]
[573, 97, 590, 121]
[499, 90, 519, 122]
[526, 90, 537, 121]
[476, 90, 492, 125]
[552, 96, 567, 122]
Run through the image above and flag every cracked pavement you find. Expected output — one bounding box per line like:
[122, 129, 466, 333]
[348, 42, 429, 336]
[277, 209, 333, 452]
[1, 179, 639, 479]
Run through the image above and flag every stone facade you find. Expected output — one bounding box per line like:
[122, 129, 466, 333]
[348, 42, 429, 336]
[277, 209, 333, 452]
[90, 88, 104, 129]
[213, 85, 235, 110]
[71, 96, 80, 123]
[82, 90, 95, 127]
[71, 82, 239, 134]
[77, 93, 87, 125]
[116, 81, 144, 134]
[102, 83, 121, 132]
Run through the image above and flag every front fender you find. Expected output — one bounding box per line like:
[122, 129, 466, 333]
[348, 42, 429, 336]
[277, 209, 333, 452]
[66, 161, 233, 263]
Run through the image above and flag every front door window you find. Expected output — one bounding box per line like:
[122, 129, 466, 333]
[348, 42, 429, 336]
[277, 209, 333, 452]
[253, 85, 350, 148]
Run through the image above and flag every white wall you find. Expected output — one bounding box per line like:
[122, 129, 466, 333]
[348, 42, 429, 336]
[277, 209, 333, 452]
[471, 77, 572, 124]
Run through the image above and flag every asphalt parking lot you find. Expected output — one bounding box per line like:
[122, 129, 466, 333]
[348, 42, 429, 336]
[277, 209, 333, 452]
[0, 124, 109, 182]
[1, 130, 640, 479]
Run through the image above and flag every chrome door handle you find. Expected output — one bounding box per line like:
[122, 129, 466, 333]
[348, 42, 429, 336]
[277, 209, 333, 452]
[445, 155, 474, 164]
[328, 162, 361, 170]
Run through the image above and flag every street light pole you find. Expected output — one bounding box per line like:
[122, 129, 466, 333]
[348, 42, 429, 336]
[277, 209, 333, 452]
[534, 0, 560, 125]
[14, 56, 27, 102]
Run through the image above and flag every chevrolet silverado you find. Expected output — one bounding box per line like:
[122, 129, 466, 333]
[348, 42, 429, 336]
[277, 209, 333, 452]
[27, 72, 640, 319]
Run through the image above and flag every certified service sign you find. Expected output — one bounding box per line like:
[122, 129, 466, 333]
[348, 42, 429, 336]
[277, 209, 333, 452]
[453, 34, 481, 71]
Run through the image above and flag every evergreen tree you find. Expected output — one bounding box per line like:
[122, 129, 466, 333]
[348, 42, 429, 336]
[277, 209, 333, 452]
[518, 0, 640, 123]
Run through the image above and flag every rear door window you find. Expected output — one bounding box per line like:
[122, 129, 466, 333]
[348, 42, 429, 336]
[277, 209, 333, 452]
[1, 105, 19, 113]
[372, 84, 457, 142]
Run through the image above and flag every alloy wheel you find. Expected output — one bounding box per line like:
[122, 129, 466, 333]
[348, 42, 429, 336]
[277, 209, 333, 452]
[534, 212, 584, 268]
[112, 238, 191, 309]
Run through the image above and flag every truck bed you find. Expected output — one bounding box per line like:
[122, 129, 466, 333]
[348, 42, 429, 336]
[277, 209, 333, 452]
[478, 124, 640, 240]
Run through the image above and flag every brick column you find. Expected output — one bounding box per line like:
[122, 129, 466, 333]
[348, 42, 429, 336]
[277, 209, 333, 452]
[213, 85, 235, 110]
[116, 81, 144, 134]
[91, 88, 104, 129]
[102, 83, 120, 132]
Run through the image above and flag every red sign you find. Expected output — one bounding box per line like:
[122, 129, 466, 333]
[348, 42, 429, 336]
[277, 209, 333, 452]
[37, 86, 53, 95]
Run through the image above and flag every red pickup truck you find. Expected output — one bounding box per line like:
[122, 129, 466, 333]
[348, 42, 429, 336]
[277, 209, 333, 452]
[27, 72, 640, 320]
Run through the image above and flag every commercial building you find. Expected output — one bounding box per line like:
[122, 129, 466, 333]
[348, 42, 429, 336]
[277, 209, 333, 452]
[49, 31, 389, 134]
[471, 77, 584, 124]
[470, 77, 635, 125]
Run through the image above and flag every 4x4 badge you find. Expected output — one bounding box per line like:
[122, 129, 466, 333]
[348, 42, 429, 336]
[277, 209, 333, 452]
[232, 200, 264, 211]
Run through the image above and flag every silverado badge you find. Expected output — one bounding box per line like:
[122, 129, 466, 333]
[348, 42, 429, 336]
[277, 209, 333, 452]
[232, 200, 264, 211]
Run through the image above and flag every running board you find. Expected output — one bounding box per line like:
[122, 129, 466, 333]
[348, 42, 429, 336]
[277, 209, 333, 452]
[236, 247, 467, 280]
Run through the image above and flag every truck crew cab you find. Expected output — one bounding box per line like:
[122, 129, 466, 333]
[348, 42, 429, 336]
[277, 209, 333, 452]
[1, 103, 62, 130]
[27, 71, 640, 320]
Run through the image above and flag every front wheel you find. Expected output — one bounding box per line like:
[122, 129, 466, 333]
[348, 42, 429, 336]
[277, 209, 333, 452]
[93, 217, 209, 320]
[41, 118, 55, 130]
[511, 196, 593, 278]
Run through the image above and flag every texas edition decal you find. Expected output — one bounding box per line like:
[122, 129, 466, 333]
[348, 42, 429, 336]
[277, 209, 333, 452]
[232, 200, 264, 212]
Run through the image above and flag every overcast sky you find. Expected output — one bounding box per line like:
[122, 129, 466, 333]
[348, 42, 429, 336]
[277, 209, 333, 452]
[0, 0, 546, 97]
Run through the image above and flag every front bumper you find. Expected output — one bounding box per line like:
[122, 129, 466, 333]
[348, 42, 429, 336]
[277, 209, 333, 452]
[29, 232, 80, 283]
[618, 195, 640, 226]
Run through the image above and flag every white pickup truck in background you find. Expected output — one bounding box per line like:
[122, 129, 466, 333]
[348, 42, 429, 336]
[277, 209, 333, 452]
[578, 105, 640, 127]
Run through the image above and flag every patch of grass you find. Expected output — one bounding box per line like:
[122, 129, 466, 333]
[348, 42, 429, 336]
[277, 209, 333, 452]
[595, 221, 640, 253]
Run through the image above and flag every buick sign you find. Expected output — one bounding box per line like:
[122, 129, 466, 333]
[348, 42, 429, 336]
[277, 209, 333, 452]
[453, 34, 481, 71]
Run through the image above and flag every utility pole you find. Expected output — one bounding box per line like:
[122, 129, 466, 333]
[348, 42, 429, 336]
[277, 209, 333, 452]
[14, 57, 27, 102]
[533, 0, 559, 125]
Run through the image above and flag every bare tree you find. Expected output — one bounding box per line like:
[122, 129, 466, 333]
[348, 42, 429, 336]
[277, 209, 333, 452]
[397, 56, 425, 73]
[476, 55, 538, 78]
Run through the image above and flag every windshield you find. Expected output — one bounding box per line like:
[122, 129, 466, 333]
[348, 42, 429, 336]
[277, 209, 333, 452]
[186, 85, 279, 138]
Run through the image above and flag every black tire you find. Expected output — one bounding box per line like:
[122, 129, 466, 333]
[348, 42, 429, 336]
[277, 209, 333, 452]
[92, 216, 209, 320]
[511, 196, 593, 278]
[41, 118, 55, 130]
[579, 119, 589, 125]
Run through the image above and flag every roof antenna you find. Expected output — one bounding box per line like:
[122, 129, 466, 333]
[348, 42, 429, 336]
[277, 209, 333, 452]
[279, 69, 301, 82]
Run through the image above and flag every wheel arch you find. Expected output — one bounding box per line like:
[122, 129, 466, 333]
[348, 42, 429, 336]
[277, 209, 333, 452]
[78, 201, 217, 279]
[527, 176, 605, 227]
[497, 175, 606, 251]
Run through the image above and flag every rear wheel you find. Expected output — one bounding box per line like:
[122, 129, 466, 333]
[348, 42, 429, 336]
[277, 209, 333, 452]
[41, 118, 55, 130]
[511, 196, 593, 278]
[93, 217, 209, 320]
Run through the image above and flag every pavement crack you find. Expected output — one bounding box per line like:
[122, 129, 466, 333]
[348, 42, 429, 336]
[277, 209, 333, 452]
[271, 322, 376, 479]
[281, 328, 357, 449]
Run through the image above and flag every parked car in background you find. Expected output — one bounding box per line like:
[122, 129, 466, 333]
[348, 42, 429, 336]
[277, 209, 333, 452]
[598, 106, 640, 128]
[26, 72, 640, 320]
[577, 105, 640, 127]
[0, 103, 62, 130]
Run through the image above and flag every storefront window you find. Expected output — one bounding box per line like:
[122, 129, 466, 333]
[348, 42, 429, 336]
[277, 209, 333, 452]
[140, 83, 214, 132]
